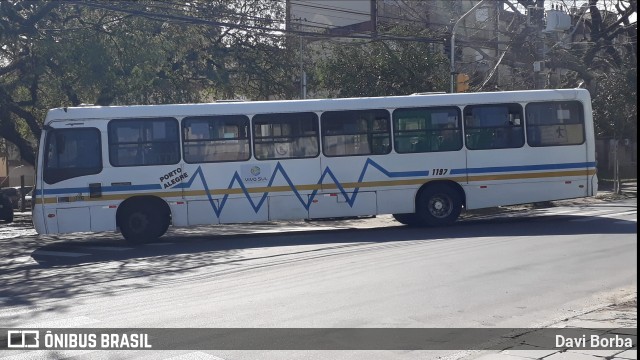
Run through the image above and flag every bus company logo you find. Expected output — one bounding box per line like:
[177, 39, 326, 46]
[7, 330, 40, 348]
[242, 164, 269, 183]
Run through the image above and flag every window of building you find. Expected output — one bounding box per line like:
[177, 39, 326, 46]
[183, 115, 250, 163]
[464, 104, 524, 150]
[525, 101, 585, 147]
[393, 107, 463, 153]
[321, 109, 391, 157]
[108, 118, 180, 166]
[43, 128, 102, 184]
[252, 112, 319, 160]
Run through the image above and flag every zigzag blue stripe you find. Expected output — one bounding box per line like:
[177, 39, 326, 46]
[185, 158, 429, 217]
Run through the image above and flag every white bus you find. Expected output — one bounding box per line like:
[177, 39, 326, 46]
[33, 89, 598, 243]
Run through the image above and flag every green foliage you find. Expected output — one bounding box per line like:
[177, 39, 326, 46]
[313, 29, 449, 98]
[592, 67, 637, 140]
[1, 0, 296, 164]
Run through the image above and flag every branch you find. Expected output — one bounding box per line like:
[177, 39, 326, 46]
[6, 102, 42, 140]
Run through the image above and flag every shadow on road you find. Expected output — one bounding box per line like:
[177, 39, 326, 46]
[0, 212, 635, 312]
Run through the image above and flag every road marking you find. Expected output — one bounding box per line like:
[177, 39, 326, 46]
[32, 250, 90, 257]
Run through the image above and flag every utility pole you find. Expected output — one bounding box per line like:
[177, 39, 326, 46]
[450, 0, 487, 93]
[530, 0, 546, 89]
[299, 36, 306, 99]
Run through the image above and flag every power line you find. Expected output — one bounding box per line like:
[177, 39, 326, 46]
[65, 1, 446, 44]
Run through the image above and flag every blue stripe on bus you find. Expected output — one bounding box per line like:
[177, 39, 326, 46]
[450, 162, 596, 175]
[35, 184, 162, 196]
[34, 160, 595, 198]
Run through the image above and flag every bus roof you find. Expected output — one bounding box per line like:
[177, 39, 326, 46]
[44, 88, 590, 124]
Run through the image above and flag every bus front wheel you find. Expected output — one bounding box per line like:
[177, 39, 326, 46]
[416, 184, 462, 226]
[119, 205, 168, 244]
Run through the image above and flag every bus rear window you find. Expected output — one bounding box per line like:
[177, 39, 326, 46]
[525, 101, 585, 147]
[43, 128, 102, 184]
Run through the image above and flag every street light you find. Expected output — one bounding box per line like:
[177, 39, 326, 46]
[450, 0, 487, 93]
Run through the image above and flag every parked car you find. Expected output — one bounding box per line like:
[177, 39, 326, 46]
[17, 189, 33, 210]
[0, 187, 19, 209]
[0, 193, 13, 223]
[0, 186, 33, 209]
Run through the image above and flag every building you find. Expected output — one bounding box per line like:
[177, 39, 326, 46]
[0, 139, 35, 188]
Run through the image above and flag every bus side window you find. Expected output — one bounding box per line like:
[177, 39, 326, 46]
[322, 109, 391, 157]
[393, 107, 461, 154]
[252, 112, 319, 160]
[109, 118, 180, 167]
[464, 104, 524, 150]
[183, 115, 251, 163]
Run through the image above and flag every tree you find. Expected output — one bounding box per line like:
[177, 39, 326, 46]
[457, 0, 637, 138]
[312, 26, 449, 98]
[1, 0, 296, 165]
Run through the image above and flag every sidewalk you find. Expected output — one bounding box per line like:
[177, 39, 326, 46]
[470, 295, 637, 360]
[463, 182, 637, 360]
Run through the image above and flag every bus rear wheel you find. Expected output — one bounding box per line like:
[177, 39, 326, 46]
[416, 184, 462, 226]
[119, 205, 167, 244]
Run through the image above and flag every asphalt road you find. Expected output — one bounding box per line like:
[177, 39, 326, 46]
[0, 198, 637, 360]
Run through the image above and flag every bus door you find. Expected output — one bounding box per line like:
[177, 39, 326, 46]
[521, 100, 592, 199]
[40, 123, 105, 234]
[463, 103, 531, 209]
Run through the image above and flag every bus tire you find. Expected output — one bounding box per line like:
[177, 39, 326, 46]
[392, 213, 420, 226]
[416, 184, 462, 226]
[119, 205, 166, 244]
[158, 214, 171, 237]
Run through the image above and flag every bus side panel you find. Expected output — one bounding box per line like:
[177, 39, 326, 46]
[269, 195, 309, 220]
[309, 191, 376, 218]
[265, 159, 319, 221]
[32, 203, 48, 235]
[187, 200, 221, 225]
[221, 196, 269, 223]
[90, 205, 117, 232]
[168, 199, 189, 227]
[463, 179, 588, 210]
[57, 207, 91, 233]
[464, 145, 590, 210]
[315, 156, 379, 218]
[182, 158, 319, 224]
[377, 189, 416, 215]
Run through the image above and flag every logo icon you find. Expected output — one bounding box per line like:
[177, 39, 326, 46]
[250, 166, 261, 176]
[7, 330, 39, 348]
